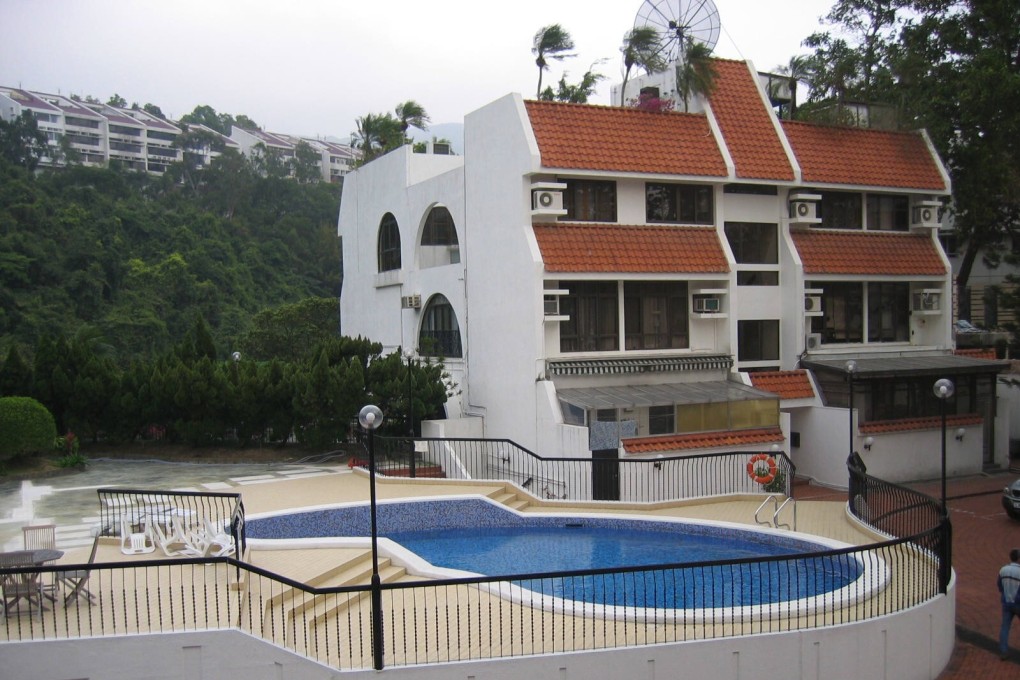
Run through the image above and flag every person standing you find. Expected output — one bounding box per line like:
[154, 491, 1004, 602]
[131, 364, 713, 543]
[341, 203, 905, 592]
[998, 548, 1020, 660]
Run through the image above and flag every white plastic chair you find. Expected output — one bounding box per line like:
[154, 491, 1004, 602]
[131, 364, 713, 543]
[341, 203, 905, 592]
[119, 517, 155, 555]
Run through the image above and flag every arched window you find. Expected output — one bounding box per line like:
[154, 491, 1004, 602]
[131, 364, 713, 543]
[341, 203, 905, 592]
[419, 294, 462, 358]
[421, 206, 458, 246]
[377, 213, 401, 272]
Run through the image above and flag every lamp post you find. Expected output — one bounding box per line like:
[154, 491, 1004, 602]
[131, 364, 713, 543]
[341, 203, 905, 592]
[358, 404, 385, 671]
[933, 378, 955, 515]
[405, 349, 416, 478]
[845, 360, 857, 460]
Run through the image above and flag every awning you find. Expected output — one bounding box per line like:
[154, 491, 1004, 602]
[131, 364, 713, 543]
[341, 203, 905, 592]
[556, 380, 775, 410]
[801, 354, 1010, 379]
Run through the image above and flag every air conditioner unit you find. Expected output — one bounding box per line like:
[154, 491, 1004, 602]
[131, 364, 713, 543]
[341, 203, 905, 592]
[401, 294, 421, 309]
[693, 296, 721, 313]
[912, 290, 941, 312]
[804, 295, 822, 313]
[911, 200, 941, 229]
[532, 190, 563, 212]
[805, 333, 822, 350]
[788, 192, 822, 227]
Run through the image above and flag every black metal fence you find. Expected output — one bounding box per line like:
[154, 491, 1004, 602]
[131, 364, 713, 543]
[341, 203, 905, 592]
[1, 449, 950, 673]
[95, 488, 246, 556]
[369, 437, 797, 501]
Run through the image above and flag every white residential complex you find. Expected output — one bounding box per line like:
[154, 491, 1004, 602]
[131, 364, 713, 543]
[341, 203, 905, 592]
[0, 86, 356, 182]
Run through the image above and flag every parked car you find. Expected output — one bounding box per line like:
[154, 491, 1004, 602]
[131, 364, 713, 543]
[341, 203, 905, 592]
[1003, 479, 1020, 520]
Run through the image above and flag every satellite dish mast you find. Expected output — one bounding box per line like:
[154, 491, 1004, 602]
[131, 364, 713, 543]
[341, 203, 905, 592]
[634, 0, 721, 65]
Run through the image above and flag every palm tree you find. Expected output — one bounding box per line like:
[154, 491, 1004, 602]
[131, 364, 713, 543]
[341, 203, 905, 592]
[774, 56, 811, 120]
[352, 113, 401, 164]
[674, 41, 718, 112]
[395, 100, 430, 136]
[532, 24, 575, 98]
[619, 26, 666, 106]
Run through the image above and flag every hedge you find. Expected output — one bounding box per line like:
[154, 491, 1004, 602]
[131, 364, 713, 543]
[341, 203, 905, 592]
[0, 396, 57, 462]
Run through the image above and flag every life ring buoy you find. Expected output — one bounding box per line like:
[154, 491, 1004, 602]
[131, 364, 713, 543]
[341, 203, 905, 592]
[746, 453, 778, 485]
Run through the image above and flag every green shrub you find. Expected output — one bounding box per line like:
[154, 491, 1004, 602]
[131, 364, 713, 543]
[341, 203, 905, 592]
[0, 396, 58, 462]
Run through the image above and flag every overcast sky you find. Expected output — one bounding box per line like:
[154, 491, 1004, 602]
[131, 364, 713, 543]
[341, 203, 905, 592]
[1, 0, 836, 140]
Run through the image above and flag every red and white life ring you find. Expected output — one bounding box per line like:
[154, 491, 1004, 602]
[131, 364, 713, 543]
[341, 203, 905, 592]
[746, 453, 778, 485]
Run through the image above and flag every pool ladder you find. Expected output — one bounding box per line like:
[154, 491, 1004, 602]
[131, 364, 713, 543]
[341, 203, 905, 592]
[755, 494, 797, 530]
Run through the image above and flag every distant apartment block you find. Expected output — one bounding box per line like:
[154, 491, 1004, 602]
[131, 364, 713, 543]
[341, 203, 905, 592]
[0, 86, 356, 182]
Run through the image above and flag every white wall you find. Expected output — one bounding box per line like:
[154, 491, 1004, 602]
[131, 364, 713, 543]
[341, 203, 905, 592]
[9, 582, 955, 680]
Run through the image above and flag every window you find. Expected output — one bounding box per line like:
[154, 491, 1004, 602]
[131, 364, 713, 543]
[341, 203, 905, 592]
[377, 213, 401, 272]
[811, 282, 863, 343]
[723, 184, 778, 195]
[818, 191, 862, 230]
[646, 183, 713, 224]
[867, 282, 909, 342]
[677, 398, 778, 432]
[737, 320, 780, 362]
[648, 405, 675, 435]
[737, 271, 779, 286]
[419, 294, 462, 358]
[866, 194, 909, 231]
[562, 180, 616, 222]
[725, 222, 778, 264]
[421, 206, 458, 246]
[624, 282, 689, 350]
[560, 281, 619, 352]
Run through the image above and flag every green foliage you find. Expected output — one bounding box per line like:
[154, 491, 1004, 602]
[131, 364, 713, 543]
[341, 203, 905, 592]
[0, 111, 49, 170]
[56, 451, 89, 469]
[532, 24, 576, 97]
[0, 156, 341, 360]
[539, 68, 606, 104]
[238, 297, 340, 362]
[0, 396, 57, 462]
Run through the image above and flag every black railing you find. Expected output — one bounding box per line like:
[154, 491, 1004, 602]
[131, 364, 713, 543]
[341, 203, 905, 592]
[846, 454, 951, 593]
[369, 437, 796, 501]
[95, 488, 246, 556]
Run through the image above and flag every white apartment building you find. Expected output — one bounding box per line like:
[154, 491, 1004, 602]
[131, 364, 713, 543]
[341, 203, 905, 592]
[229, 127, 356, 182]
[338, 58, 1010, 490]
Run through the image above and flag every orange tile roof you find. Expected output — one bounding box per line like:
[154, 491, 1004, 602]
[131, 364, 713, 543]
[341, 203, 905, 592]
[623, 427, 784, 454]
[782, 120, 947, 190]
[524, 100, 729, 177]
[706, 59, 795, 182]
[954, 348, 997, 360]
[748, 370, 815, 399]
[791, 230, 947, 275]
[860, 414, 982, 434]
[533, 223, 730, 273]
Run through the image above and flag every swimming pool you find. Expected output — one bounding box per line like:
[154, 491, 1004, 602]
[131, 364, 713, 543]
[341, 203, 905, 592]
[247, 496, 884, 619]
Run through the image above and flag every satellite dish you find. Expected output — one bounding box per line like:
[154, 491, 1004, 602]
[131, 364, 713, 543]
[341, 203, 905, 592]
[634, 0, 721, 64]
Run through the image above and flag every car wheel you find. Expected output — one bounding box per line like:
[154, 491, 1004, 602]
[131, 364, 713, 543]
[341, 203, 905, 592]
[1006, 505, 1020, 521]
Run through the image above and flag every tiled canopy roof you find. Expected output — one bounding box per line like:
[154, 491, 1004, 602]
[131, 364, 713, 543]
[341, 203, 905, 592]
[533, 223, 729, 273]
[859, 414, 982, 434]
[791, 230, 947, 275]
[782, 120, 947, 190]
[524, 100, 728, 177]
[748, 370, 815, 400]
[623, 427, 784, 453]
[706, 59, 795, 182]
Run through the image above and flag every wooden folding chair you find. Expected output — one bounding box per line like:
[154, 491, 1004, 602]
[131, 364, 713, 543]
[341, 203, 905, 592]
[56, 537, 99, 605]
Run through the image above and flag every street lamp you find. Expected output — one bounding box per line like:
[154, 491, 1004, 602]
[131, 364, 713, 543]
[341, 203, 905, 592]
[404, 349, 417, 478]
[933, 378, 955, 515]
[358, 404, 385, 670]
[845, 360, 857, 459]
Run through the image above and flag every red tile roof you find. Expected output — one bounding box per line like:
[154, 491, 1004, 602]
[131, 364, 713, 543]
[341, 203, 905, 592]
[748, 370, 815, 399]
[954, 348, 997, 360]
[623, 427, 784, 453]
[791, 230, 947, 275]
[706, 59, 795, 182]
[782, 120, 947, 190]
[533, 223, 729, 273]
[524, 100, 728, 177]
[860, 414, 982, 434]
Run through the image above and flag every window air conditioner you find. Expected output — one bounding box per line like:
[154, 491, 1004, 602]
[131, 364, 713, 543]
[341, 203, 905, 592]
[804, 295, 822, 313]
[911, 200, 941, 229]
[532, 190, 563, 212]
[805, 333, 822, 350]
[693, 296, 721, 313]
[401, 294, 421, 309]
[911, 291, 941, 312]
[788, 192, 822, 227]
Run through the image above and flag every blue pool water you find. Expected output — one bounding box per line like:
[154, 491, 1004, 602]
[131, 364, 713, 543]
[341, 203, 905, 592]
[248, 498, 862, 608]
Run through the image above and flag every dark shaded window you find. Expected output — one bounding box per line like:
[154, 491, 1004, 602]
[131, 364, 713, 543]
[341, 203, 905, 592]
[867, 282, 910, 342]
[810, 282, 864, 343]
[562, 180, 617, 222]
[419, 294, 462, 358]
[723, 184, 778, 195]
[624, 281, 689, 350]
[648, 405, 675, 435]
[738, 320, 780, 361]
[560, 281, 619, 352]
[646, 183, 713, 224]
[421, 206, 458, 246]
[866, 194, 909, 231]
[725, 222, 778, 264]
[377, 213, 401, 272]
[737, 271, 779, 286]
[818, 191, 862, 230]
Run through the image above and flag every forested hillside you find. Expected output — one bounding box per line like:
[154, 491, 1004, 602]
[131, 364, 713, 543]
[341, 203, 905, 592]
[0, 154, 342, 361]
